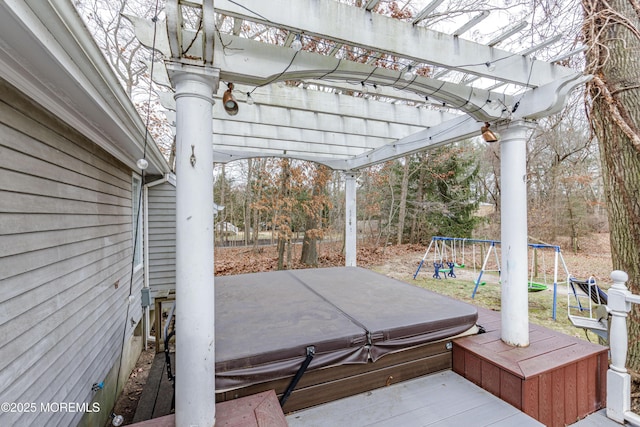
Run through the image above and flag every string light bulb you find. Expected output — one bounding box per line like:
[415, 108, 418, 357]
[485, 61, 496, 72]
[360, 81, 368, 94]
[291, 34, 303, 51]
[136, 158, 149, 170]
[246, 92, 254, 105]
[373, 84, 381, 94]
[403, 65, 415, 81]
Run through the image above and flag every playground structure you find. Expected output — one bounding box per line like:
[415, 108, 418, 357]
[413, 237, 497, 280]
[414, 237, 572, 320]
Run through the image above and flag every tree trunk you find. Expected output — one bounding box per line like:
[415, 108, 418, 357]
[583, 0, 640, 371]
[252, 160, 263, 249]
[277, 159, 292, 270]
[381, 167, 396, 249]
[244, 158, 252, 246]
[219, 164, 227, 245]
[277, 238, 286, 270]
[301, 165, 330, 266]
[411, 154, 426, 243]
[300, 206, 319, 266]
[396, 156, 410, 245]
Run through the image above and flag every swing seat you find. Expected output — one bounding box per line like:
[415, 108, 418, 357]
[568, 315, 607, 332]
[527, 282, 548, 292]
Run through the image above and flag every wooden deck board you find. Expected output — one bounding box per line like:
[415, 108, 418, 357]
[133, 353, 174, 423]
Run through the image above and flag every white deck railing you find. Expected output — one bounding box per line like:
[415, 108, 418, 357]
[606, 270, 640, 425]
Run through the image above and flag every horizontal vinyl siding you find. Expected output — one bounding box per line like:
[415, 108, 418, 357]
[147, 182, 176, 295]
[0, 80, 143, 426]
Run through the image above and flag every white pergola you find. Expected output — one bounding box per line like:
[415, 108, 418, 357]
[129, 1, 589, 425]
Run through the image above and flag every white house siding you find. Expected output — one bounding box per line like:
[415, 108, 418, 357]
[0, 79, 143, 426]
[146, 180, 176, 298]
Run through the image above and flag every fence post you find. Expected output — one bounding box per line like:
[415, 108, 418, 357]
[606, 270, 631, 423]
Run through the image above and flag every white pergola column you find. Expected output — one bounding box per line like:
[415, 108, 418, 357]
[167, 63, 219, 427]
[499, 120, 534, 347]
[345, 172, 357, 267]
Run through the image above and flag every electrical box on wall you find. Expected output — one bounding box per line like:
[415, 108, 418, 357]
[141, 288, 151, 308]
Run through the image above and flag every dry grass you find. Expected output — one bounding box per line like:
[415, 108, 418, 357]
[369, 233, 614, 343]
[404, 271, 599, 342]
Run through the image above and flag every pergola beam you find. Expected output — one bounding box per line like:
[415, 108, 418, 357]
[452, 11, 490, 37]
[324, 114, 483, 170]
[211, 133, 374, 158]
[551, 46, 587, 63]
[518, 34, 563, 57]
[364, 0, 380, 11]
[214, 0, 577, 87]
[283, 32, 296, 48]
[164, 109, 399, 153]
[159, 82, 458, 128]
[486, 21, 528, 47]
[412, 0, 445, 25]
[213, 33, 509, 121]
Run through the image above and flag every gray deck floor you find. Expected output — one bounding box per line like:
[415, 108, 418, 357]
[131, 357, 626, 427]
[286, 370, 544, 427]
[571, 409, 629, 426]
[286, 371, 627, 427]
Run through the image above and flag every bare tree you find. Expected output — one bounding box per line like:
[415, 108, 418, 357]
[75, 0, 174, 160]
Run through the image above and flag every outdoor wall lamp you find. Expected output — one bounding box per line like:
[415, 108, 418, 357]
[481, 122, 498, 142]
[223, 83, 239, 116]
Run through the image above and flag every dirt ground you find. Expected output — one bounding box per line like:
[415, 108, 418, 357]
[112, 232, 638, 424]
[108, 345, 155, 426]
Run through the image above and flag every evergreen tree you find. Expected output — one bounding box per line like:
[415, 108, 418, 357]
[411, 143, 480, 240]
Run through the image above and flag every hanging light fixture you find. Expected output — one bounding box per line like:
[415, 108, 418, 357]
[481, 122, 499, 142]
[223, 83, 239, 116]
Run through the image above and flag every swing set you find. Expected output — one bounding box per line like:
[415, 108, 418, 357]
[413, 236, 491, 280]
[414, 237, 572, 320]
[413, 236, 471, 280]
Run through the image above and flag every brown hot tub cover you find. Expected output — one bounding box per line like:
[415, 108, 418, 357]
[215, 266, 477, 391]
